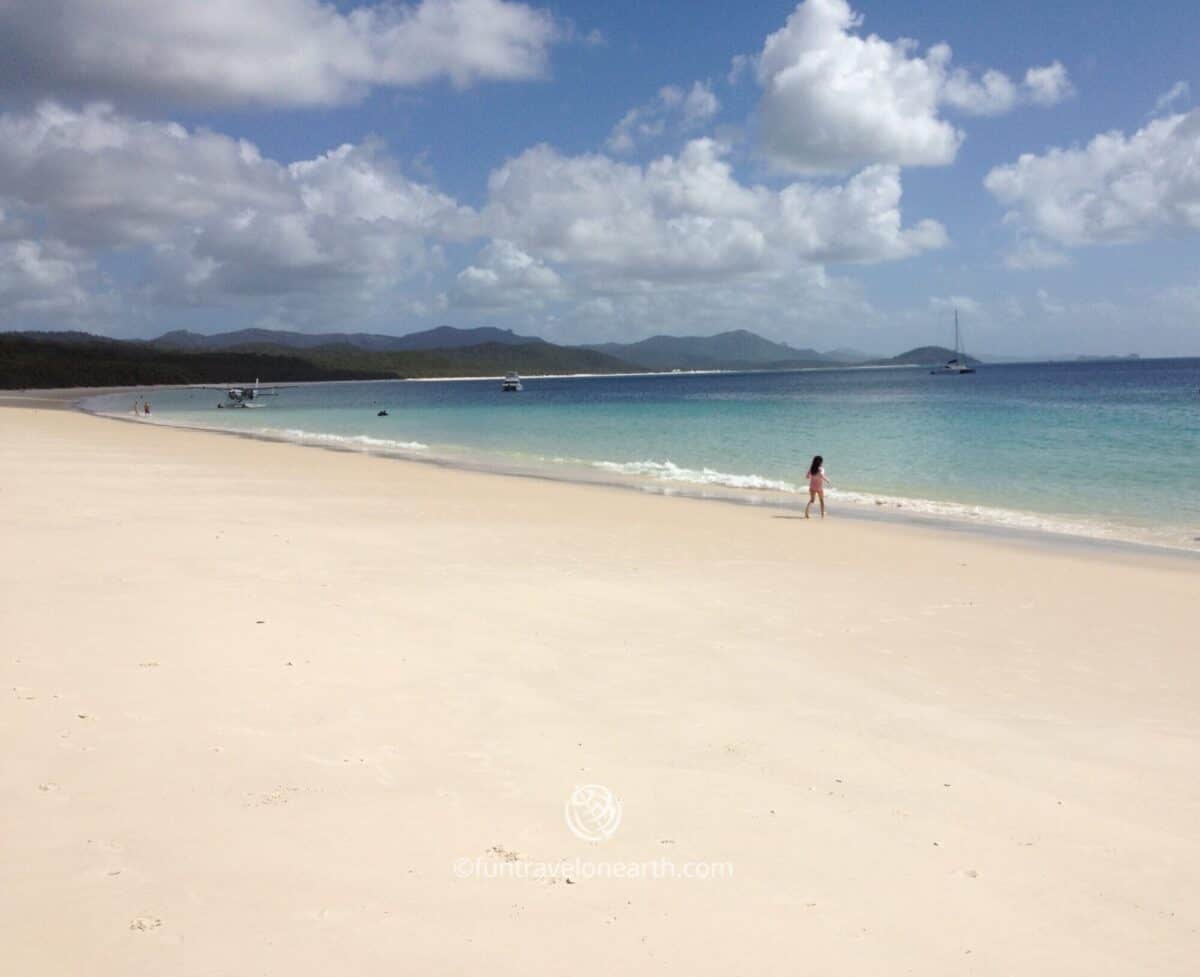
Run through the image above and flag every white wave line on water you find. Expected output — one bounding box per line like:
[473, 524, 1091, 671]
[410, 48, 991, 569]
[275, 428, 428, 451]
[829, 487, 1126, 540]
[590, 459, 799, 493]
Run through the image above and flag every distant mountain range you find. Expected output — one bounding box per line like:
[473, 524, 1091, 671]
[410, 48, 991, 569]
[152, 325, 544, 353]
[581, 329, 841, 371]
[152, 325, 887, 371]
[1, 325, 992, 389]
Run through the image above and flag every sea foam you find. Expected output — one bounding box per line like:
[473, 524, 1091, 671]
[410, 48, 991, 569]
[590, 459, 798, 493]
[275, 428, 428, 452]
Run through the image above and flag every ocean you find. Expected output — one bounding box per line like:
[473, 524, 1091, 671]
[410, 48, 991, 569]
[84, 358, 1200, 552]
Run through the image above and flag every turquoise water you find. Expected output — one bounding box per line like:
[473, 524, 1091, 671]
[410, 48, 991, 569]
[85, 359, 1200, 550]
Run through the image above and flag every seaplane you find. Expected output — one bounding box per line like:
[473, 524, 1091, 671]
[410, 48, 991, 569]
[210, 378, 284, 408]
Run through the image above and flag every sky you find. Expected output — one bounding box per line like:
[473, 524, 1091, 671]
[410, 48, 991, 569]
[0, 0, 1198, 357]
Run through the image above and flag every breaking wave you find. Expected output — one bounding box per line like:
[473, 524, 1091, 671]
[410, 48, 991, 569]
[590, 459, 798, 493]
[273, 428, 428, 452]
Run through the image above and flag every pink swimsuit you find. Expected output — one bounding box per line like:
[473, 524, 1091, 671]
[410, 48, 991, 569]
[808, 469, 826, 492]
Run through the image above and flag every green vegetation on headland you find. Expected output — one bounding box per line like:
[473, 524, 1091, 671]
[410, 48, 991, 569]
[0, 333, 391, 389]
[0, 325, 980, 390]
[0, 331, 639, 389]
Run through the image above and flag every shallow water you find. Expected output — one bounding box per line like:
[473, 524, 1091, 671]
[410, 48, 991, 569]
[86, 358, 1200, 551]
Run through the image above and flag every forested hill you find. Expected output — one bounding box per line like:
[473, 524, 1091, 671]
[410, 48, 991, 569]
[0, 333, 391, 389]
[583, 329, 837, 370]
[0, 332, 640, 389]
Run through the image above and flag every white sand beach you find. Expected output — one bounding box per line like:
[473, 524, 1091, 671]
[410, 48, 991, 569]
[2, 405, 1198, 975]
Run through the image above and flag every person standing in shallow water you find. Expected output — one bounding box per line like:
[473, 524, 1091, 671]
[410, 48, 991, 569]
[805, 455, 829, 519]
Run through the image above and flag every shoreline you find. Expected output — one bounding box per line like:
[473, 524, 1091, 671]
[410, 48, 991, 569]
[5, 380, 1197, 560]
[75, 397, 1200, 564]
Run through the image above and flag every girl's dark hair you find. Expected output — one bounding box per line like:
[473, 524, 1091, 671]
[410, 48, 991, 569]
[807, 455, 823, 477]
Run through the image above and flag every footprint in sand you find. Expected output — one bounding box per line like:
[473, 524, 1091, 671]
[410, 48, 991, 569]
[243, 786, 304, 807]
[129, 915, 162, 931]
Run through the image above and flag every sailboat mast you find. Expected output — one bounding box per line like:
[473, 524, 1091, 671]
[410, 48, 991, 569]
[954, 309, 960, 356]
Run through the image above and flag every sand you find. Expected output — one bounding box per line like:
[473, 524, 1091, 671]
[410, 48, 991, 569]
[2, 405, 1197, 975]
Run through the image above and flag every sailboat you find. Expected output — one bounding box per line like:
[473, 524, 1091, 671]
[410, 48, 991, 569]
[930, 310, 976, 375]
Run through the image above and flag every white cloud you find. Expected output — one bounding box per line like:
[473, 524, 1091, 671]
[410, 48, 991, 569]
[484, 141, 768, 281]
[533, 265, 879, 347]
[728, 55, 752, 86]
[941, 69, 1019, 116]
[0, 238, 96, 320]
[0, 102, 471, 322]
[985, 110, 1200, 246]
[454, 135, 944, 344]
[1023, 62, 1074, 107]
[0, 0, 563, 109]
[753, 0, 1072, 171]
[483, 138, 945, 284]
[682, 83, 721, 127]
[452, 239, 564, 308]
[941, 63, 1072, 116]
[0, 100, 946, 335]
[606, 82, 720, 154]
[1003, 237, 1071, 271]
[773, 164, 949, 262]
[1151, 80, 1190, 117]
[754, 0, 958, 171]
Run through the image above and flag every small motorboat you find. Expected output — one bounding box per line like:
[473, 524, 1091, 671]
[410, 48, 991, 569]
[501, 372, 523, 392]
[377, 410, 389, 417]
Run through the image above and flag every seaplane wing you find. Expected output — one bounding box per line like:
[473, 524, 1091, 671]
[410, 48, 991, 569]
[197, 379, 295, 407]
[192, 386, 285, 395]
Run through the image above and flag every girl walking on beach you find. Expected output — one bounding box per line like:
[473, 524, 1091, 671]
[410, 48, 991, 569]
[805, 455, 829, 519]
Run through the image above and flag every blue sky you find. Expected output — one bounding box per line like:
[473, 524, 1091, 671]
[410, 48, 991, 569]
[0, 0, 1197, 356]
